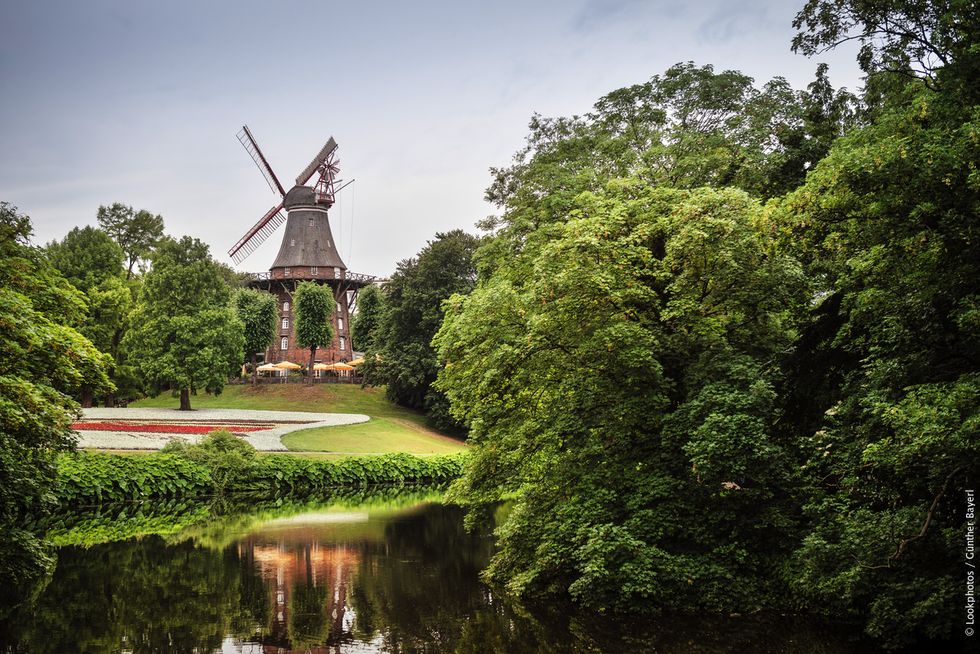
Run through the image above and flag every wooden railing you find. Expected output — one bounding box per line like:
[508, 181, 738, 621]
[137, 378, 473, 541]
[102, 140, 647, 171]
[244, 270, 377, 284]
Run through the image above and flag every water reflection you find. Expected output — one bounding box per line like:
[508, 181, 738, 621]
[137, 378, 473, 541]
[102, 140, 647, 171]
[1, 495, 873, 653]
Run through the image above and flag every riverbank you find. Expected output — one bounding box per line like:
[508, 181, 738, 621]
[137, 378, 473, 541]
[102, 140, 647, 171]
[55, 449, 466, 506]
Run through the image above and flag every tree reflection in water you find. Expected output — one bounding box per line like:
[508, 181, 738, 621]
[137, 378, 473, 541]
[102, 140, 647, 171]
[1, 497, 872, 653]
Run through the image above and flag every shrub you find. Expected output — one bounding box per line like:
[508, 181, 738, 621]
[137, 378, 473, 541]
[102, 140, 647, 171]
[55, 447, 466, 506]
[165, 430, 257, 493]
[56, 451, 211, 506]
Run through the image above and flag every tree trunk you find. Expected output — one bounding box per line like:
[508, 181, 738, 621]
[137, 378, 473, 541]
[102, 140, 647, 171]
[80, 386, 93, 408]
[307, 346, 317, 385]
[180, 388, 191, 411]
[105, 327, 122, 408]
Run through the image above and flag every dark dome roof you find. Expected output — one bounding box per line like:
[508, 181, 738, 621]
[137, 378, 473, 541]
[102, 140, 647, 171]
[270, 207, 346, 270]
[284, 185, 316, 209]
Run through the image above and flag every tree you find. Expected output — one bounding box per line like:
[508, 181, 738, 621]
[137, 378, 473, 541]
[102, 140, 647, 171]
[363, 230, 480, 431]
[235, 289, 278, 385]
[435, 183, 806, 611]
[483, 62, 858, 252]
[766, 7, 980, 645]
[0, 202, 112, 612]
[351, 284, 385, 352]
[45, 226, 124, 292]
[45, 226, 135, 406]
[125, 236, 244, 410]
[97, 203, 165, 278]
[792, 0, 980, 89]
[294, 281, 334, 385]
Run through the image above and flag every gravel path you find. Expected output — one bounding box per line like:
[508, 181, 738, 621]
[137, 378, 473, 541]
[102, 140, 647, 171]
[76, 408, 370, 452]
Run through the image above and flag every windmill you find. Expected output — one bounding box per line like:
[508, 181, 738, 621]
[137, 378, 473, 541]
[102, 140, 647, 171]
[231, 125, 375, 368]
[229, 126, 346, 264]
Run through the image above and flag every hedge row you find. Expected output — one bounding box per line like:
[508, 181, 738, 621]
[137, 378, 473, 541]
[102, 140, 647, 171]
[57, 452, 211, 505]
[55, 451, 466, 507]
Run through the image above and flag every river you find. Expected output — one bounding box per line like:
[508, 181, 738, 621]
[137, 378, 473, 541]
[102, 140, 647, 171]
[1, 490, 875, 653]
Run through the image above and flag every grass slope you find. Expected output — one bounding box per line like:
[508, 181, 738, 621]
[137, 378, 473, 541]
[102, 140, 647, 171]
[130, 384, 466, 456]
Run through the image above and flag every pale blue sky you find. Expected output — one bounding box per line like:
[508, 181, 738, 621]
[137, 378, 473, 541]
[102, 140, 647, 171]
[0, 0, 861, 276]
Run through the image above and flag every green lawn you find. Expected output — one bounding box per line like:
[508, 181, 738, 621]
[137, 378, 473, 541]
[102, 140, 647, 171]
[129, 384, 467, 456]
[281, 420, 465, 455]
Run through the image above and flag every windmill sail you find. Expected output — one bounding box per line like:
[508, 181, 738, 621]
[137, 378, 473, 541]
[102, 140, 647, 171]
[237, 126, 286, 197]
[228, 203, 286, 264]
[295, 137, 338, 186]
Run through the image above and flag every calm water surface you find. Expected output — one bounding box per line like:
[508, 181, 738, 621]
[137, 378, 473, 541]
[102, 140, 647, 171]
[3, 492, 872, 653]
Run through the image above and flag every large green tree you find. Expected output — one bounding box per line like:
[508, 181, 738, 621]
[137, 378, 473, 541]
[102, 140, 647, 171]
[363, 229, 480, 431]
[234, 289, 278, 385]
[769, 1, 980, 646]
[97, 203, 165, 279]
[45, 226, 136, 406]
[435, 183, 806, 611]
[0, 203, 112, 611]
[294, 281, 335, 384]
[125, 237, 244, 410]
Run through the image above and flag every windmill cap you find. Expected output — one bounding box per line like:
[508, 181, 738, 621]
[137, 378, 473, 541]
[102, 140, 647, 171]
[284, 185, 316, 209]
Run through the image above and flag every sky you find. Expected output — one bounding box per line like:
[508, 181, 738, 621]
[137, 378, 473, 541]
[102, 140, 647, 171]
[0, 0, 863, 277]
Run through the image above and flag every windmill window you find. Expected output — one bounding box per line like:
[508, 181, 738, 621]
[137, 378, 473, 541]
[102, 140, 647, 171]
[284, 267, 291, 277]
[339, 336, 346, 351]
[280, 337, 288, 350]
[336, 302, 341, 313]
[338, 318, 344, 331]
[281, 318, 289, 330]
[308, 218, 315, 227]
[334, 267, 341, 279]
[311, 266, 318, 276]
[283, 301, 290, 312]
[290, 239, 295, 247]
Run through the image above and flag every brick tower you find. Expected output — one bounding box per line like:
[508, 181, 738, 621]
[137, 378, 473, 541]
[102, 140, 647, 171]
[228, 127, 375, 367]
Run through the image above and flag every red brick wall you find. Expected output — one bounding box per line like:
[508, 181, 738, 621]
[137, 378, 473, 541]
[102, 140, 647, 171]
[261, 278, 353, 368]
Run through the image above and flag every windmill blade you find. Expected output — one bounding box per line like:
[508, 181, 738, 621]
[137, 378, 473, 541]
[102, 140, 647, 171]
[228, 202, 286, 264]
[295, 136, 338, 186]
[237, 126, 286, 197]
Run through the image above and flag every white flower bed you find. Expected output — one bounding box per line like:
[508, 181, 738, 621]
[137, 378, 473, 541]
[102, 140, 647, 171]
[75, 408, 370, 452]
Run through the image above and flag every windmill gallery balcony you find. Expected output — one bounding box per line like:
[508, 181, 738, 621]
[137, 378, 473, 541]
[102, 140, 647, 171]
[244, 269, 377, 285]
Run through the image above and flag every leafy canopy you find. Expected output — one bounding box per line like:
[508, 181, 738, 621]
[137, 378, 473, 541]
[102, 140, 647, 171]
[125, 236, 244, 408]
[362, 229, 480, 431]
[97, 202, 165, 278]
[351, 284, 385, 352]
[435, 183, 806, 610]
[45, 226, 136, 402]
[0, 202, 112, 608]
[294, 281, 335, 352]
[235, 289, 278, 361]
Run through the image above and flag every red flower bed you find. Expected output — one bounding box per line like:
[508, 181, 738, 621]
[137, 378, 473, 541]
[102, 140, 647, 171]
[72, 422, 268, 434]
